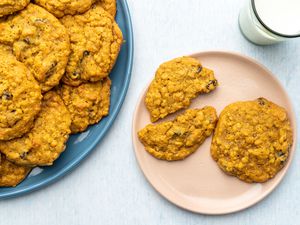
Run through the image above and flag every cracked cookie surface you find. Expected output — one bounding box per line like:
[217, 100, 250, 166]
[138, 107, 218, 161]
[0, 4, 70, 92]
[145, 57, 218, 122]
[211, 98, 293, 183]
[58, 78, 111, 133]
[0, 154, 31, 187]
[0, 0, 30, 17]
[60, 4, 122, 86]
[0, 45, 42, 141]
[0, 91, 71, 167]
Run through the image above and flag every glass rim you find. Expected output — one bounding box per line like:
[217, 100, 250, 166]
[251, 0, 300, 38]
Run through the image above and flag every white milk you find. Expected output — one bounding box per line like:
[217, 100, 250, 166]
[239, 0, 300, 45]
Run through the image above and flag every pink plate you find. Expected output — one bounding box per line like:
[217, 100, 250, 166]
[132, 51, 297, 215]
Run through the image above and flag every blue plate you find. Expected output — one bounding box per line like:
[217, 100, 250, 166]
[0, 0, 133, 199]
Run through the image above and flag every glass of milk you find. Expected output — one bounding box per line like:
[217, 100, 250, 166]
[239, 0, 300, 45]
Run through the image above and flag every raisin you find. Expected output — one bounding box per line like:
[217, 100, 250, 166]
[83, 51, 90, 56]
[20, 152, 27, 159]
[258, 98, 266, 106]
[196, 66, 202, 73]
[79, 51, 90, 64]
[2, 90, 13, 100]
[212, 80, 218, 86]
[206, 79, 218, 89]
[23, 38, 31, 44]
[71, 71, 80, 79]
[45, 62, 58, 78]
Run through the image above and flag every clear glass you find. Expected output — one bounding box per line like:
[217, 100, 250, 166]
[239, 0, 286, 45]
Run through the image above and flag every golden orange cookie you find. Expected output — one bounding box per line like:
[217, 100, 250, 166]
[60, 4, 122, 86]
[138, 107, 218, 161]
[0, 4, 70, 92]
[58, 78, 111, 133]
[0, 92, 71, 167]
[0, 45, 42, 141]
[0, 154, 31, 187]
[211, 98, 293, 183]
[145, 57, 218, 122]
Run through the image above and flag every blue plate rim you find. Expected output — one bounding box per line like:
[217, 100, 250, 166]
[0, 0, 134, 199]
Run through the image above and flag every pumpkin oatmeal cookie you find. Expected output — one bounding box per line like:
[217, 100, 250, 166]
[0, 4, 70, 92]
[0, 0, 30, 17]
[211, 98, 293, 183]
[0, 45, 42, 141]
[138, 107, 218, 161]
[145, 57, 218, 122]
[0, 154, 31, 187]
[58, 78, 111, 133]
[34, 0, 96, 18]
[0, 91, 71, 167]
[60, 4, 123, 86]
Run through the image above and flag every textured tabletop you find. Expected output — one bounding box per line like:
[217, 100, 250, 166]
[0, 0, 299, 224]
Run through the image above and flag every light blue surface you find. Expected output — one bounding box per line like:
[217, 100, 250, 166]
[0, 0, 133, 199]
[0, 1, 299, 224]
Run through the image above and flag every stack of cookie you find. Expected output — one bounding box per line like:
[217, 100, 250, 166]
[0, 0, 122, 187]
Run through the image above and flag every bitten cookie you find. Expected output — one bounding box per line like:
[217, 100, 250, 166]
[145, 57, 218, 122]
[138, 107, 218, 161]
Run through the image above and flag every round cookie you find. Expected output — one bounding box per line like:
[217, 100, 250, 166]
[58, 78, 111, 133]
[0, 0, 30, 17]
[34, 0, 96, 18]
[60, 4, 123, 86]
[138, 107, 218, 161]
[0, 4, 70, 92]
[98, 0, 116, 17]
[211, 98, 293, 183]
[0, 91, 71, 167]
[0, 45, 42, 141]
[0, 154, 31, 187]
